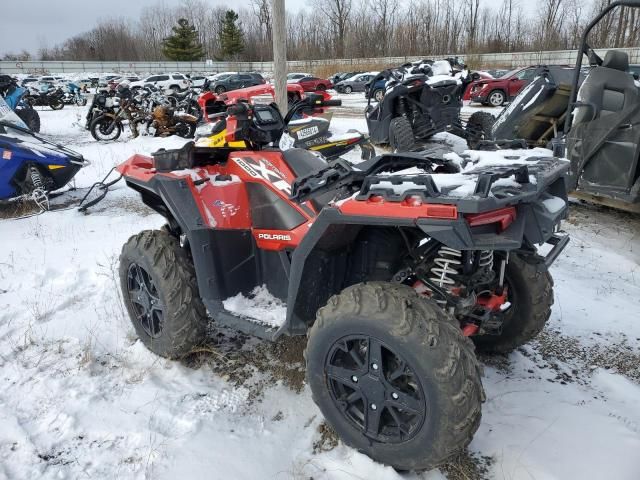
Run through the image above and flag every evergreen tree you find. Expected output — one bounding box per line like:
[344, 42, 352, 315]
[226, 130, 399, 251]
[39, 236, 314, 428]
[162, 18, 204, 61]
[219, 10, 245, 59]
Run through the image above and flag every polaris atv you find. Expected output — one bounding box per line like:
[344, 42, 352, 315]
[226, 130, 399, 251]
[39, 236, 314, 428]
[197, 84, 374, 160]
[483, 0, 640, 212]
[366, 59, 491, 151]
[116, 96, 569, 471]
[0, 99, 88, 210]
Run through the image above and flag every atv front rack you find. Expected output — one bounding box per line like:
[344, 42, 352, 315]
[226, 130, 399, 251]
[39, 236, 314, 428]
[290, 152, 570, 214]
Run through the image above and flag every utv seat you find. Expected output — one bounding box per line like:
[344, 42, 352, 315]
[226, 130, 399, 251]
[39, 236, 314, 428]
[574, 50, 639, 125]
[282, 148, 336, 211]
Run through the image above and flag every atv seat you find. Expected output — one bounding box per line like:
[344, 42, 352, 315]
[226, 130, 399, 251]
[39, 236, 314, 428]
[574, 51, 639, 124]
[283, 148, 327, 177]
[282, 148, 336, 210]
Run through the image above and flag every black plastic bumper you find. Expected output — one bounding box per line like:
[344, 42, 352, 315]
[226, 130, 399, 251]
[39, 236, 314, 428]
[543, 233, 570, 268]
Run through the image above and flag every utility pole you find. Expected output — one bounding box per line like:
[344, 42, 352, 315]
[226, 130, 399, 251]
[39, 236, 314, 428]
[271, 0, 287, 113]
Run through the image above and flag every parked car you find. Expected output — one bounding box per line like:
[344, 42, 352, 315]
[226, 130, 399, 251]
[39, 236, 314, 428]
[469, 66, 543, 107]
[290, 76, 332, 92]
[74, 78, 93, 90]
[38, 75, 64, 84]
[484, 69, 509, 79]
[129, 73, 190, 91]
[335, 72, 378, 93]
[462, 71, 495, 101]
[209, 73, 265, 94]
[629, 64, 640, 80]
[21, 77, 38, 87]
[287, 72, 311, 82]
[331, 71, 364, 85]
[189, 75, 208, 88]
[209, 71, 238, 81]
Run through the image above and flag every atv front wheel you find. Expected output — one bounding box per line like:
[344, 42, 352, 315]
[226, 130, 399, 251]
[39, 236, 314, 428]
[306, 282, 484, 471]
[473, 254, 553, 353]
[119, 230, 208, 359]
[388, 117, 416, 152]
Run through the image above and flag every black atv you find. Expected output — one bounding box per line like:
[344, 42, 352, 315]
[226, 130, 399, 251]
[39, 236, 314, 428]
[365, 59, 491, 151]
[482, 0, 640, 212]
[114, 95, 570, 471]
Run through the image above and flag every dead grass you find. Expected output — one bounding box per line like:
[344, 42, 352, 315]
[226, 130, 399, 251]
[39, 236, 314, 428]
[441, 450, 494, 480]
[0, 198, 41, 219]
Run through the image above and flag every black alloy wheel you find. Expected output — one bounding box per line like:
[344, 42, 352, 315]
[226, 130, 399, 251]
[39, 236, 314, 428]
[126, 262, 165, 338]
[325, 334, 427, 443]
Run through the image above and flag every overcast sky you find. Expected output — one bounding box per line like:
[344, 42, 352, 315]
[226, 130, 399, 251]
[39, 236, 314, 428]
[2, 0, 560, 57]
[1, 0, 307, 56]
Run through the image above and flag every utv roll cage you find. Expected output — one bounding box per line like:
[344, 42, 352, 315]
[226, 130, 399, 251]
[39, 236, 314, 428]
[563, 0, 640, 136]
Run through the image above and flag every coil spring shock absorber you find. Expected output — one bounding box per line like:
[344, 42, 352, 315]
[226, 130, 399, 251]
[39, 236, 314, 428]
[478, 250, 494, 270]
[27, 166, 49, 211]
[28, 166, 44, 190]
[429, 247, 463, 302]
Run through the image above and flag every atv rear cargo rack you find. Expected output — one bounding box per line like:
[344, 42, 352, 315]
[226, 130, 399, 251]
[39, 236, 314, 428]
[290, 153, 570, 214]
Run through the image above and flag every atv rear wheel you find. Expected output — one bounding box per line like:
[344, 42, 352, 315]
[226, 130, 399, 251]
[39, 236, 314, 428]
[466, 111, 495, 148]
[120, 230, 208, 359]
[16, 108, 41, 132]
[388, 116, 416, 152]
[487, 90, 505, 107]
[473, 254, 553, 354]
[306, 282, 484, 471]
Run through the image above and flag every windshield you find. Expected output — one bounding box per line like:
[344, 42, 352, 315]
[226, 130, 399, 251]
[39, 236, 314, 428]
[0, 97, 28, 129]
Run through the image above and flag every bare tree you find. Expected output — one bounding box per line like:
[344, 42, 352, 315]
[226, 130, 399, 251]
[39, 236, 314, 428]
[312, 0, 353, 57]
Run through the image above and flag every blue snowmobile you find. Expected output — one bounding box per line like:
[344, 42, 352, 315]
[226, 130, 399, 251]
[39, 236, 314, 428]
[0, 95, 89, 210]
[0, 75, 40, 132]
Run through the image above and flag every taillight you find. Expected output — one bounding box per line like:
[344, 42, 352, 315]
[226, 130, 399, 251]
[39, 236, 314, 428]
[465, 207, 516, 232]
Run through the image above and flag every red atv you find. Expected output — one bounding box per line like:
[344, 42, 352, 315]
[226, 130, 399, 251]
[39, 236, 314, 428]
[116, 96, 569, 471]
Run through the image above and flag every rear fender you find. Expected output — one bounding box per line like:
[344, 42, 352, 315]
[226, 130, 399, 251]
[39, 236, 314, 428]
[279, 208, 415, 337]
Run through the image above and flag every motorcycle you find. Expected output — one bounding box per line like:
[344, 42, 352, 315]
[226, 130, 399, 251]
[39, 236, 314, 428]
[0, 75, 41, 132]
[168, 88, 202, 121]
[25, 84, 65, 110]
[89, 86, 196, 141]
[62, 84, 88, 106]
[89, 90, 148, 141]
[85, 89, 119, 131]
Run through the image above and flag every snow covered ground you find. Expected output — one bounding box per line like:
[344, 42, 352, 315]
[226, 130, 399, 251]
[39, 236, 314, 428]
[0, 105, 639, 480]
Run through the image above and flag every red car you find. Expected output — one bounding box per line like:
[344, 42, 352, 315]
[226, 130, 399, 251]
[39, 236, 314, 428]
[469, 66, 542, 107]
[462, 71, 494, 101]
[291, 76, 333, 92]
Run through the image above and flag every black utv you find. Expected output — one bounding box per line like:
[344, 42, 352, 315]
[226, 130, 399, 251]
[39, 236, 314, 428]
[365, 61, 491, 152]
[484, 0, 640, 212]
